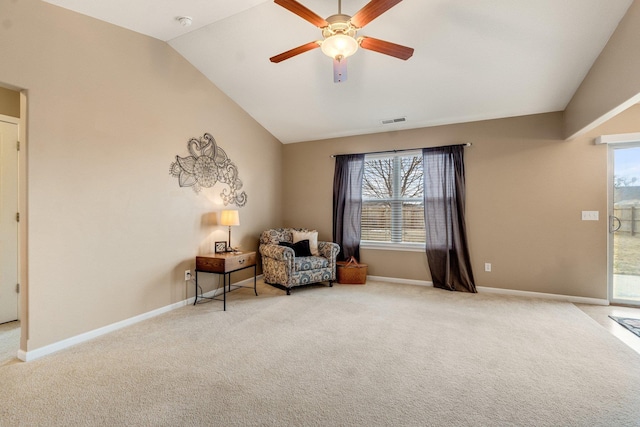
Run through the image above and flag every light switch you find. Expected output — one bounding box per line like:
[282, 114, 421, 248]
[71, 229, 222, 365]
[581, 211, 599, 221]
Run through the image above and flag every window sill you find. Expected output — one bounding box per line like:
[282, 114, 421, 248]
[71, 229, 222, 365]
[360, 241, 425, 252]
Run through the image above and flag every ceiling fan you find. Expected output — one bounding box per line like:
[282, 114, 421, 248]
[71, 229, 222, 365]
[269, 0, 414, 83]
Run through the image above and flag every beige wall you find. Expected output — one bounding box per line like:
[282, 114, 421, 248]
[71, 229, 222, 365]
[283, 106, 640, 300]
[2, 0, 638, 355]
[564, 0, 640, 139]
[0, 86, 20, 118]
[0, 0, 282, 351]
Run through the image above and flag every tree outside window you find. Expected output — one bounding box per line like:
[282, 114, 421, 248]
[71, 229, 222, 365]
[361, 152, 425, 244]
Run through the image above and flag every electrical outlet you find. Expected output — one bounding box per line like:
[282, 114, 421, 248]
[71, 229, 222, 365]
[184, 270, 191, 281]
[484, 263, 492, 272]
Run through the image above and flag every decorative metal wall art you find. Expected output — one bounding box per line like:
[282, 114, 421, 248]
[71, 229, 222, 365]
[170, 133, 247, 207]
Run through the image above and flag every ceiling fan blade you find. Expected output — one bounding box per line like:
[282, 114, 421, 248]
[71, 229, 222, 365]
[350, 0, 402, 28]
[359, 36, 414, 60]
[274, 0, 329, 28]
[333, 58, 348, 83]
[270, 41, 321, 63]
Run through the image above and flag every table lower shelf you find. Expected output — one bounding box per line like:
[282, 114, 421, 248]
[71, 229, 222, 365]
[194, 264, 257, 311]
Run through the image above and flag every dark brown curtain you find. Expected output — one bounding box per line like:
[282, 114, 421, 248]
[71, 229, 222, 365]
[333, 154, 364, 261]
[422, 145, 476, 292]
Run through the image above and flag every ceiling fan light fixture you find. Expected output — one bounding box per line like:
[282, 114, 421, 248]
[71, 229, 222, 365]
[270, 0, 414, 79]
[321, 34, 359, 60]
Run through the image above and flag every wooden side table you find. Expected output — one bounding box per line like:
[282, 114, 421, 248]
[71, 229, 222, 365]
[194, 251, 257, 311]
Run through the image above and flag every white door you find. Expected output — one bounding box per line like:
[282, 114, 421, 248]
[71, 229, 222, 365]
[0, 119, 19, 323]
[609, 143, 640, 305]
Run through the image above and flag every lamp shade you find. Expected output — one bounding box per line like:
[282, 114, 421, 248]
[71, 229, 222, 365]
[220, 210, 240, 226]
[321, 34, 359, 60]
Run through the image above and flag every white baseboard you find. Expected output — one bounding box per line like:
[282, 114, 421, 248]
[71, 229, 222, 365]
[367, 275, 434, 287]
[18, 299, 188, 362]
[19, 275, 263, 362]
[367, 275, 609, 306]
[18, 273, 607, 362]
[477, 286, 609, 306]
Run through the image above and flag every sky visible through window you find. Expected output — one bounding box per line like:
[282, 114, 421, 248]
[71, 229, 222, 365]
[615, 146, 640, 184]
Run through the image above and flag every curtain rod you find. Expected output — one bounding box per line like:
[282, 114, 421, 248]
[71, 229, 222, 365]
[330, 142, 472, 158]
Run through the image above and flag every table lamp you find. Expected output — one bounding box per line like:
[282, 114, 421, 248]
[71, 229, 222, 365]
[220, 210, 240, 251]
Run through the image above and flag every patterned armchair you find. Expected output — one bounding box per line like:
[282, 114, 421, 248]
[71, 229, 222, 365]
[259, 228, 340, 295]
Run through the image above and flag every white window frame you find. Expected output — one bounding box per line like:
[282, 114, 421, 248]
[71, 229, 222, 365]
[360, 150, 426, 252]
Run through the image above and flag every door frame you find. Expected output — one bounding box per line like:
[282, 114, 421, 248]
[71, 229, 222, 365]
[18, 91, 27, 356]
[603, 133, 640, 305]
[0, 89, 28, 359]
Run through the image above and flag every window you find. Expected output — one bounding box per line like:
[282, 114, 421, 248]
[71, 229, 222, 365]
[361, 151, 425, 248]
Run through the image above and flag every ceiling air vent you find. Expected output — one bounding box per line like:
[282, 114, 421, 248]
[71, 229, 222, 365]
[381, 117, 407, 125]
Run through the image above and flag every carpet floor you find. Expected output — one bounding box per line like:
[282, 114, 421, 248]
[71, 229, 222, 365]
[0, 321, 19, 368]
[1, 280, 640, 426]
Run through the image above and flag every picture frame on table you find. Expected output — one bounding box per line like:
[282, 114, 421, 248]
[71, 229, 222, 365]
[214, 241, 227, 253]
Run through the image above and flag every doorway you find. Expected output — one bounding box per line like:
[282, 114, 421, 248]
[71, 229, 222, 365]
[610, 143, 640, 305]
[0, 116, 19, 324]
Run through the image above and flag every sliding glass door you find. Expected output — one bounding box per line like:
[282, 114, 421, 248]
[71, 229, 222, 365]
[610, 144, 640, 305]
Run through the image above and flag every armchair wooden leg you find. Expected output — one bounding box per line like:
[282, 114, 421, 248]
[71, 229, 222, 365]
[286, 288, 291, 295]
[329, 281, 333, 287]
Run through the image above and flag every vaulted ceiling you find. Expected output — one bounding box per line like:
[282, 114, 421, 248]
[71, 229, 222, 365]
[43, 0, 633, 143]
